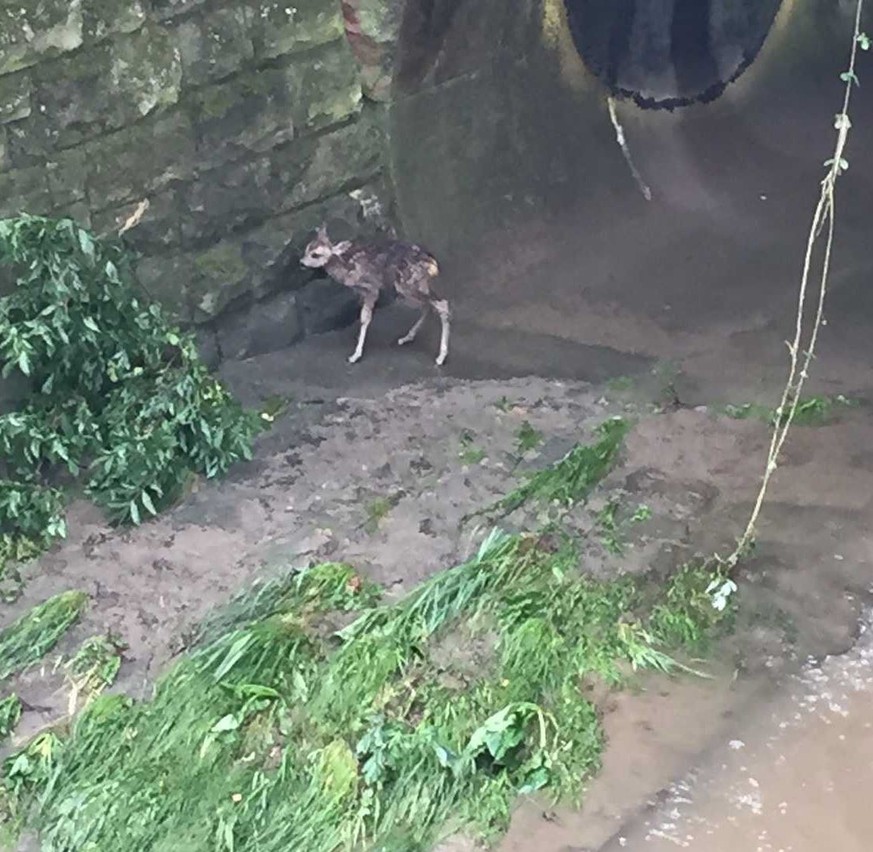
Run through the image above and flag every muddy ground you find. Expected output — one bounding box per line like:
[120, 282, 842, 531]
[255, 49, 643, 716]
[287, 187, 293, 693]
[3, 286, 873, 850]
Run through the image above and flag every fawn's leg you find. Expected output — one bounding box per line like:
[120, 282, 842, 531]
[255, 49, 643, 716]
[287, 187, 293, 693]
[398, 306, 428, 346]
[432, 299, 450, 366]
[348, 299, 375, 364]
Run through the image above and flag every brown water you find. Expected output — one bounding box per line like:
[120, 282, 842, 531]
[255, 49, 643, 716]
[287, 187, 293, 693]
[603, 617, 873, 852]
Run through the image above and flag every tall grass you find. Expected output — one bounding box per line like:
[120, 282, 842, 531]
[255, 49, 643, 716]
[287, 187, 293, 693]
[0, 591, 87, 681]
[0, 419, 733, 850]
[498, 417, 630, 514]
[2, 538, 729, 851]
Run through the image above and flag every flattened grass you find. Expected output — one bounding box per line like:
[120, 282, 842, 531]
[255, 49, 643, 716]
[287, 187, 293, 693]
[0, 591, 87, 682]
[0, 419, 734, 850]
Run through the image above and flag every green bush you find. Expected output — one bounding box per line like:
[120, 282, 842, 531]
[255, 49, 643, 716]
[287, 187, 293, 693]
[0, 480, 65, 540]
[0, 215, 262, 544]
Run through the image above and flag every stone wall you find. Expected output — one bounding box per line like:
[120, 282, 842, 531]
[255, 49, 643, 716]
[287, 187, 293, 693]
[0, 0, 397, 364]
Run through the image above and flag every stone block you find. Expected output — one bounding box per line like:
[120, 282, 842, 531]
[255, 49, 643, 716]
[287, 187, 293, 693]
[191, 40, 361, 167]
[4, 111, 56, 169]
[175, 6, 254, 87]
[135, 252, 194, 321]
[181, 185, 369, 323]
[82, 0, 147, 42]
[32, 44, 114, 147]
[181, 109, 384, 246]
[215, 289, 302, 360]
[86, 110, 196, 207]
[291, 40, 363, 131]
[108, 24, 183, 119]
[0, 72, 31, 124]
[193, 325, 220, 370]
[0, 165, 51, 218]
[189, 240, 252, 320]
[92, 190, 181, 248]
[0, 0, 83, 76]
[275, 109, 384, 210]
[31, 26, 181, 148]
[152, 0, 209, 20]
[189, 68, 296, 166]
[298, 277, 360, 335]
[50, 200, 92, 228]
[249, 0, 345, 61]
[180, 154, 274, 245]
[45, 148, 88, 207]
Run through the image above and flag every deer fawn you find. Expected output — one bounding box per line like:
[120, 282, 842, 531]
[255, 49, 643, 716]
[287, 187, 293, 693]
[300, 224, 451, 366]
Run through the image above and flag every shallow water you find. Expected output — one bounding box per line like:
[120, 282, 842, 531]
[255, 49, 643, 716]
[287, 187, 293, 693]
[605, 617, 873, 852]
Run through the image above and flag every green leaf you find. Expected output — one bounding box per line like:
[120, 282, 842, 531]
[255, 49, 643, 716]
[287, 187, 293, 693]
[210, 714, 240, 733]
[466, 705, 527, 762]
[83, 316, 99, 333]
[129, 499, 141, 525]
[840, 70, 860, 86]
[78, 228, 95, 259]
[433, 743, 458, 769]
[291, 669, 309, 701]
[518, 765, 550, 794]
[140, 490, 157, 516]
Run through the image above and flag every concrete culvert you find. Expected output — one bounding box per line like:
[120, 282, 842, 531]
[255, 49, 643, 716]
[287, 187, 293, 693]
[562, 0, 785, 109]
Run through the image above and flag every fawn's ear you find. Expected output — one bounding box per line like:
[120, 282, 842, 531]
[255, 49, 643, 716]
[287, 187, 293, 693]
[316, 222, 328, 239]
[331, 240, 352, 255]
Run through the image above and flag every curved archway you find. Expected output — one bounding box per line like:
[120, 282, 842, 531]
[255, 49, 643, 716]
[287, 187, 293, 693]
[562, 0, 784, 109]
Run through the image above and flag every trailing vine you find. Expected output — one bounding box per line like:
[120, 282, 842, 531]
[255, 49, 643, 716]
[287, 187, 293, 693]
[716, 2, 868, 593]
[0, 216, 263, 575]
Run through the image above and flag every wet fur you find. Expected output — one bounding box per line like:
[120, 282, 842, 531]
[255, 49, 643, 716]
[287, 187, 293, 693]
[300, 225, 451, 365]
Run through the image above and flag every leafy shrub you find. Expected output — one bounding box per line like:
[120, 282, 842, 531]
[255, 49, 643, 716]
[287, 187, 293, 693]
[0, 215, 262, 543]
[0, 481, 66, 541]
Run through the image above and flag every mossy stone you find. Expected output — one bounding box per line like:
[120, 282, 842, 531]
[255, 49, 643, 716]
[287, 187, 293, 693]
[0, 72, 32, 124]
[191, 42, 361, 168]
[86, 110, 196, 206]
[175, 7, 254, 87]
[0, 0, 83, 76]
[83, 0, 147, 42]
[190, 241, 251, 319]
[109, 24, 183, 118]
[249, 0, 345, 60]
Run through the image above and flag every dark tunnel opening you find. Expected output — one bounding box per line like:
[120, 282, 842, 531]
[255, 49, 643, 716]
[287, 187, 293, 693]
[562, 0, 785, 109]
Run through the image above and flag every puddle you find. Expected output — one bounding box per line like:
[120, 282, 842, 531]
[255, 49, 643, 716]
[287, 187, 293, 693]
[605, 615, 873, 852]
[498, 660, 771, 852]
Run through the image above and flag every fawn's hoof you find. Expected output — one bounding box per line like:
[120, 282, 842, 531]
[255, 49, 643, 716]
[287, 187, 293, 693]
[397, 336, 412, 346]
[348, 352, 362, 364]
[435, 353, 447, 367]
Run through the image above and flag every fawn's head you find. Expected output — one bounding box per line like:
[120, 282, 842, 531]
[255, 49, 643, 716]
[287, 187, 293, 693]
[300, 224, 350, 268]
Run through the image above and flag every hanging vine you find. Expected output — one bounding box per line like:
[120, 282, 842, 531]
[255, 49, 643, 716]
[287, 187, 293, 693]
[712, 0, 869, 604]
